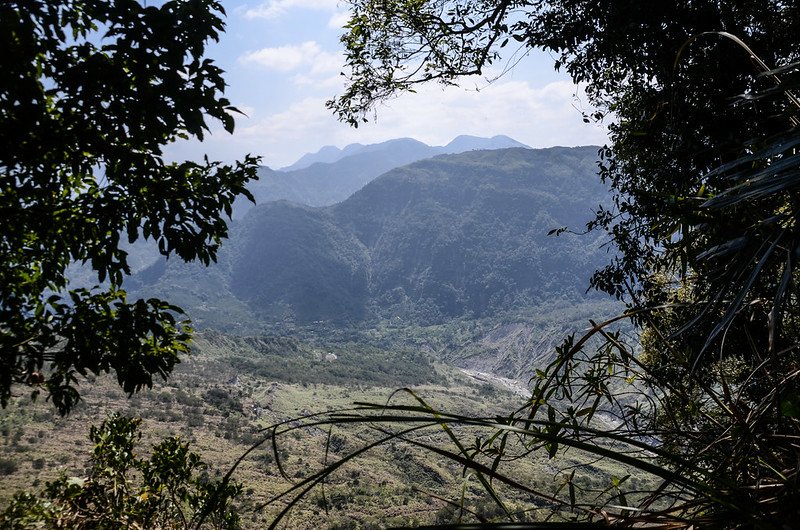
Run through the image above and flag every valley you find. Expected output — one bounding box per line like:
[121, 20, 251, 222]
[0, 330, 644, 528]
[8, 2, 796, 526]
[1, 139, 637, 528]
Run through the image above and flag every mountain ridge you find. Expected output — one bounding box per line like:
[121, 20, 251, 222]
[278, 135, 529, 172]
[132, 146, 609, 331]
[237, 136, 532, 216]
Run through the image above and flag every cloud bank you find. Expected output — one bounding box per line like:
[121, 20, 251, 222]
[242, 0, 339, 19]
[230, 78, 608, 167]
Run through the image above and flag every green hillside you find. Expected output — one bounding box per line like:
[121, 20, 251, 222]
[231, 202, 370, 325]
[334, 146, 608, 321]
[238, 136, 531, 214]
[132, 146, 609, 329]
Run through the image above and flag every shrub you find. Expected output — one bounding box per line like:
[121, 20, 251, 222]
[0, 457, 18, 475]
[0, 414, 241, 529]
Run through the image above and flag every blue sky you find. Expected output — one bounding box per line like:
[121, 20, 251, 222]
[168, 0, 609, 168]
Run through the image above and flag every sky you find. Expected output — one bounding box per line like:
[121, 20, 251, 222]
[167, 0, 609, 168]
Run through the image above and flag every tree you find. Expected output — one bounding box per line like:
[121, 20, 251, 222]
[320, 0, 800, 525]
[1, 0, 258, 414]
[0, 414, 241, 529]
[330, 0, 800, 333]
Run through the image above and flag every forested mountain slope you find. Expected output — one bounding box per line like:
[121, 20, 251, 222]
[238, 135, 530, 213]
[132, 146, 609, 329]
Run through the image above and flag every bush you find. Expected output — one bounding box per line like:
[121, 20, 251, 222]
[203, 388, 243, 413]
[186, 413, 204, 428]
[0, 414, 241, 529]
[0, 457, 18, 475]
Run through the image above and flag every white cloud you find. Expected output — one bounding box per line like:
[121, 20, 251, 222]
[371, 79, 608, 149]
[239, 41, 323, 71]
[231, 78, 608, 168]
[243, 0, 339, 20]
[292, 72, 343, 90]
[327, 10, 350, 29]
[309, 49, 344, 75]
[238, 41, 343, 78]
[238, 97, 339, 147]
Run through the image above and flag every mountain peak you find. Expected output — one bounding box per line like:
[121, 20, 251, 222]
[135, 147, 608, 329]
[282, 135, 530, 172]
[443, 135, 530, 152]
[241, 135, 539, 215]
[280, 143, 367, 171]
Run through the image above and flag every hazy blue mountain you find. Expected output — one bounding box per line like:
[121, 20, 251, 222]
[280, 143, 367, 171]
[232, 165, 297, 219]
[331, 146, 607, 321]
[238, 136, 532, 215]
[230, 201, 370, 324]
[441, 134, 528, 153]
[132, 146, 608, 329]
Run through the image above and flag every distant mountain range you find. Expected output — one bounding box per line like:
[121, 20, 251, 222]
[131, 146, 609, 331]
[280, 135, 529, 171]
[235, 135, 530, 216]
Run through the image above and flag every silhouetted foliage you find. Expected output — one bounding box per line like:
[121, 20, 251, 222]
[1, 0, 258, 413]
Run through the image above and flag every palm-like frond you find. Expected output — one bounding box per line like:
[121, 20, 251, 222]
[685, 61, 800, 358]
